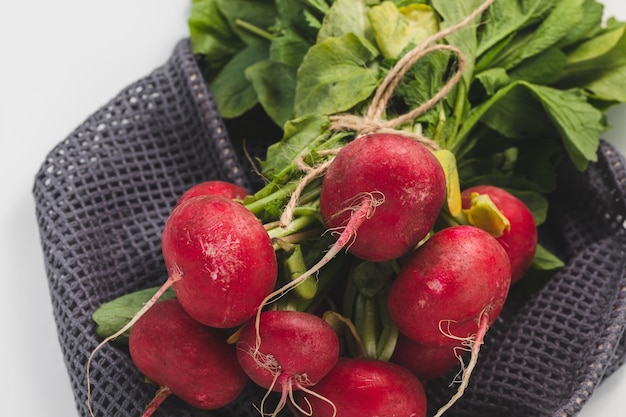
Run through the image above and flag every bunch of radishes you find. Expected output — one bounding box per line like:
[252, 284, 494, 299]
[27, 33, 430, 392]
[89, 130, 538, 417]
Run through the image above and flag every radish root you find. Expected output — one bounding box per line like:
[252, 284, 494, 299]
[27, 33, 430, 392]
[433, 312, 490, 417]
[295, 384, 337, 417]
[85, 271, 182, 417]
[141, 386, 172, 417]
[239, 342, 336, 417]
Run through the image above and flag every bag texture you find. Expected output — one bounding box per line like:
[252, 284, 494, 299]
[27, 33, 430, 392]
[33, 39, 626, 417]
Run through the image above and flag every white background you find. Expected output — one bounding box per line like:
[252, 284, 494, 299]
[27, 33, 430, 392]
[1, 1, 626, 416]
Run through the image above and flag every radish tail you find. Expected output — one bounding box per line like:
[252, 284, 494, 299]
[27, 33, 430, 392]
[294, 382, 337, 417]
[141, 386, 172, 417]
[432, 313, 490, 417]
[86, 273, 181, 417]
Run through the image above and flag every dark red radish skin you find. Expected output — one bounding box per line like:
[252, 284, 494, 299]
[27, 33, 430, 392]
[86, 194, 277, 413]
[236, 310, 339, 415]
[176, 180, 249, 207]
[391, 332, 461, 382]
[295, 357, 427, 417]
[162, 195, 278, 328]
[462, 185, 537, 283]
[319, 133, 446, 262]
[388, 225, 511, 347]
[129, 299, 248, 413]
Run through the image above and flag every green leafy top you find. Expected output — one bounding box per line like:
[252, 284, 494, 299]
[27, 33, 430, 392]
[189, 0, 626, 274]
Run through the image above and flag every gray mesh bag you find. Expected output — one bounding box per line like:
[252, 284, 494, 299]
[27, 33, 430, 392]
[33, 39, 626, 417]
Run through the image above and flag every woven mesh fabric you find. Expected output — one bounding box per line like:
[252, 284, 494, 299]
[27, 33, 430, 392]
[33, 39, 268, 417]
[424, 142, 626, 417]
[33, 38, 626, 417]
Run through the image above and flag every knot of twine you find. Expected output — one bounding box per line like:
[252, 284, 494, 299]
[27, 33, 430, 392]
[329, 0, 495, 151]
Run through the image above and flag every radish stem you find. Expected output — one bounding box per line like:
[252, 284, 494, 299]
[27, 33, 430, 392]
[141, 386, 172, 417]
[234, 18, 274, 41]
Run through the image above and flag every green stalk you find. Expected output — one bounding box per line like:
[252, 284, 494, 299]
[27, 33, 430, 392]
[342, 268, 357, 318]
[266, 215, 318, 239]
[280, 243, 318, 300]
[432, 105, 448, 146]
[295, 181, 322, 207]
[297, 253, 347, 313]
[354, 292, 379, 359]
[375, 287, 399, 361]
[244, 181, 298, 218]
[445, 80, 469, 152]
[291, 206, 319, 218]
[234, 19, 274, 41]
[274, 292, 299, 311]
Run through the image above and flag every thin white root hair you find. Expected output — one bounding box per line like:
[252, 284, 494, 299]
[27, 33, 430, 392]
[438, 319, 472, 343]
[325, 191, 385, 252]
[294, 383, 338, 417]
[253, 371, 283, 417]
[330, 191, 386, 221]
[239, 342, 282, 375]
[85, 272, 182, 417]
[432, 312, 490, 417]
[294, 395, 313, 417]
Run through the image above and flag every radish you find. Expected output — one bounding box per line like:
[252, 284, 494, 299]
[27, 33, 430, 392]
[162, 195, 278, 328]
[251, 133, 445, 344]
[128, 299, 248, 415]
[236, 310, 339, 417]
[295, 357, 427, 417]
[319, 133, 446, 262]
[388, 225, 511, 347]
[87, 195, 277, 414]
[462, 185, 537, 283]
[175, 180, 249, 206]
[391, 332, 462, 382]
[387, 225, 511, 415]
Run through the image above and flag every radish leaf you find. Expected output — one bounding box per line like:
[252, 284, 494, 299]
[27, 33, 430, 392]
[92, 286, 177, 343]
[317, 0, 372, 42]
[368, 2, 438, 59]
[209, 42, 269, 118]
[246, 59, 297, 126]
[489, 0, 585, 70]
[294, 33, 381, 117]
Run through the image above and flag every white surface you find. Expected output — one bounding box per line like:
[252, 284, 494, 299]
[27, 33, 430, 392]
[1, 1, 625, 417]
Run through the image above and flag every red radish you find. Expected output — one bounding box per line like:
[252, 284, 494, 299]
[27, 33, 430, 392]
[236, 310, 339, 416]
[391, 332, 462, 382]
[253, 133, 445, 342]
[128, 299, 248, 415]
[87, 195, 277, 414]
[388, 225, 510, 347]
[387, 225, 510, 416]
[295, 357, 427, 417]
[163, 195, 277, 328]
[462, 185, 537, 283]
[319, 133, 446, 262]
[176, 180, 249, 206]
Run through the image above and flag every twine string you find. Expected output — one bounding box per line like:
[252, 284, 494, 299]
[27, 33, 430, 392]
[329, 0, 495, 145]
[280, 0, 496, 228]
